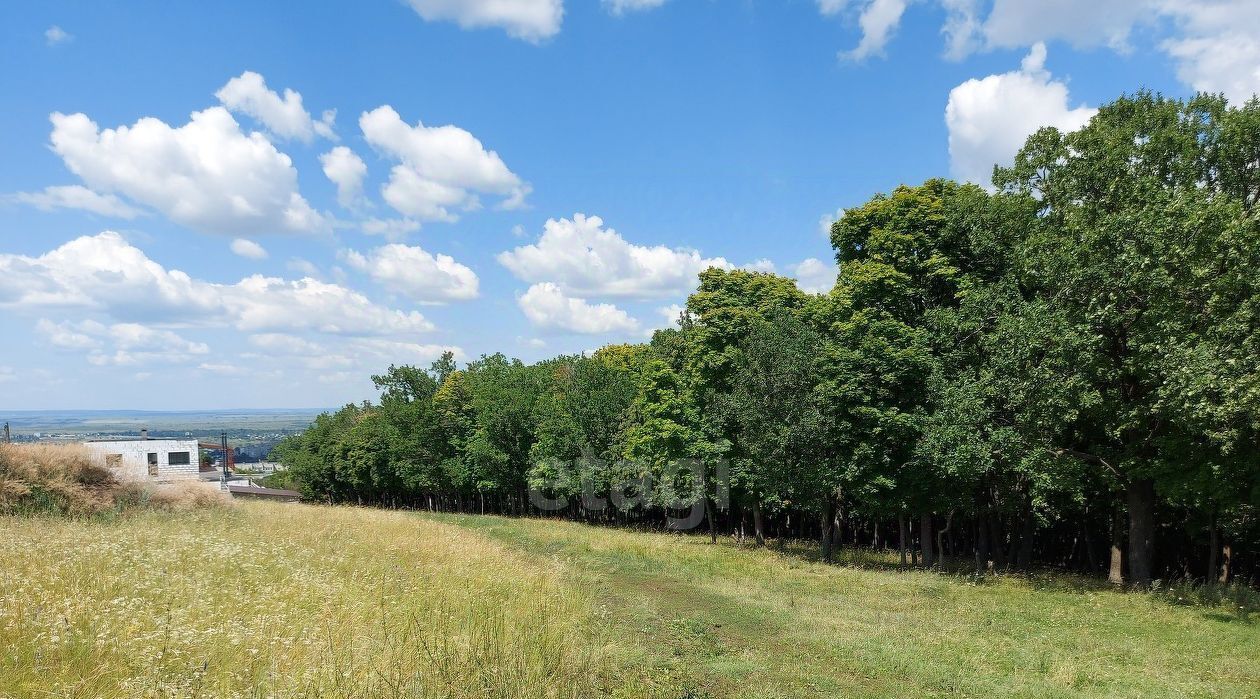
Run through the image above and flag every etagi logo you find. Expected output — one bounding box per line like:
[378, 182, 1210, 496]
[528, 457, 730, 531]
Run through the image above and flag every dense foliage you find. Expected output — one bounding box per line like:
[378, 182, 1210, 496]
[276, 92, 1260, 586]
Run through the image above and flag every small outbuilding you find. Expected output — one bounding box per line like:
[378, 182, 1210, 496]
[84, 429, 201, 482]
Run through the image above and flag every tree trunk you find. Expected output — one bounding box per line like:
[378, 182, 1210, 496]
[936, 510, 953, 566]
[919, 513, 934, 568]
[1208, 509, 1219, 585]
[820, 498, 836, 562]
[1108, 499, 1125, 585]
[975, 516, 991, 575]
[898, 513, 909, 568]
[1219, 543, 1232, 584]
[1016, 508, 1035, 570]
[705, 497, 717, 544]
[753, 499, 766, 547]
[1126, 478, 1156, 587]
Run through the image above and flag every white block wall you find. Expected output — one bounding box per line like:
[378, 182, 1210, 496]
[84, 439, 201, 482]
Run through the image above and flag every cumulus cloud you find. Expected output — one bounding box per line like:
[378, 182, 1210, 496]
[360, 217, 421, 239]
[791, 258, 838, 294]
[518, 282, 640, 334]
[245, 333, 462, 373]
[980, 0, 1148, 52]
[361, 105, 528, 223]
[604, 0, 667, 15]
[37, 318, 210, 366]
[9, 185, 142, 219]
[930, 0, 1260, 103]
[818, 0, 909, 60]
[230, 238, 268, 260]
[498, 214, 730, 299]
[49, 107, 324, 235]
[35, 318, 104, 350]
[215, 71, 335, 142]
[657, 303, 685, 329]
[818, 207, 845, 238]
[45, 26, 71, 45]
[320, 145, 368, 207]
[1158, 0, 1260, 104]
[341, 243, 479, 303]
[945, 44, 1096, 187]
[404, 0, 563, 42]
[0, 232, 432, 337]
[850, 0, 909, 60]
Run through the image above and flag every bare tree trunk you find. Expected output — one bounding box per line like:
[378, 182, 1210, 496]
[936, 510, 953, 567]
[898, 512, 909, 568]
[705, 497, 717, 544]
[753, 500, 766, 547]
[1219, 543, 1232, 584]
[1126, 478, 1156, 587]
[821, 498, 836, 562]
[976, 515, 991, 575]
[920, 513, 934, 568]
[1109, 499, 1125, 585]
[1208, 509, 1219, 585]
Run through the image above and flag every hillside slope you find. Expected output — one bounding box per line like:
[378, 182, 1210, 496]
[1, 503, 1256, 698]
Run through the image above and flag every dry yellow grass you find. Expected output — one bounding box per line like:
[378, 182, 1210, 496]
[0, 502, 634, 698]
[0, 443, 231, 517]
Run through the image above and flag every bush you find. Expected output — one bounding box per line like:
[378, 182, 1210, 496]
[0, 443, 230, 517]
[1158, 578, 1260, 622]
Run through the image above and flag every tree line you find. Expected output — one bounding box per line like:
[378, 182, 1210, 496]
[274, 92, 1260, 587]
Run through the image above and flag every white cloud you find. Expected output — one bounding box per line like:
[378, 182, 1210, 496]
[657, 303, 685, 329]
[940, 0, 981, 59]
[981, 0, 1148, 52]
[1158, 1, 1260, 104]
[518, 282, 640, 335]
[404, 0, 563, 42]
[38, 318, 209, 366]
[9, 185, 142, 219]
[341, 243, 479, 303]
[945, 44, 1096, 187]
[744, 258, 777, 273]
[360, 217, 421, 239]
[216, 71, 335, 142]
[0, 232, 432, 337]
[792, 258, 838, 294]
[604, 0, 667, 15]
[498, 213, 730, 299]
[230, 238, 268, 260]
[320, 146, 368, 207]
[0, 366, 15, 383]
[245, 333, 462, 374]
[848, 0, 909, 60]
[361, 105, 529, 222]
[197, 362, 248, 376]
[49, 107, 324, 235]
[45, 26, 71, 46]
[934, 0, 1260, 104]
[818, 207, 845, 238]
[35, 318, 104, 350]
[287, 258, 321, 278]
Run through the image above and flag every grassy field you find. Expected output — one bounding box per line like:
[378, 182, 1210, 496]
[1, 503, 1257, 698]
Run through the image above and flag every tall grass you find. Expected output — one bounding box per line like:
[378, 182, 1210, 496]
[0, 443, 230, 516]
[0, 503, 633, 698]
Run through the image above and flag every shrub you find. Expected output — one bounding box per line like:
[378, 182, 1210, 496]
[0, 443, 230, 517]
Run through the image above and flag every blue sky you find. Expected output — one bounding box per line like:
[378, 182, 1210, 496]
[1, 0, 1254, 410]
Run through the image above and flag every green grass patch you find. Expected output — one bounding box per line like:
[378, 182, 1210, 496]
[2, 503, 1256, 698]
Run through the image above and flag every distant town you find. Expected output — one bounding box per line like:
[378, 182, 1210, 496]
[0, 408, 322, 463]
